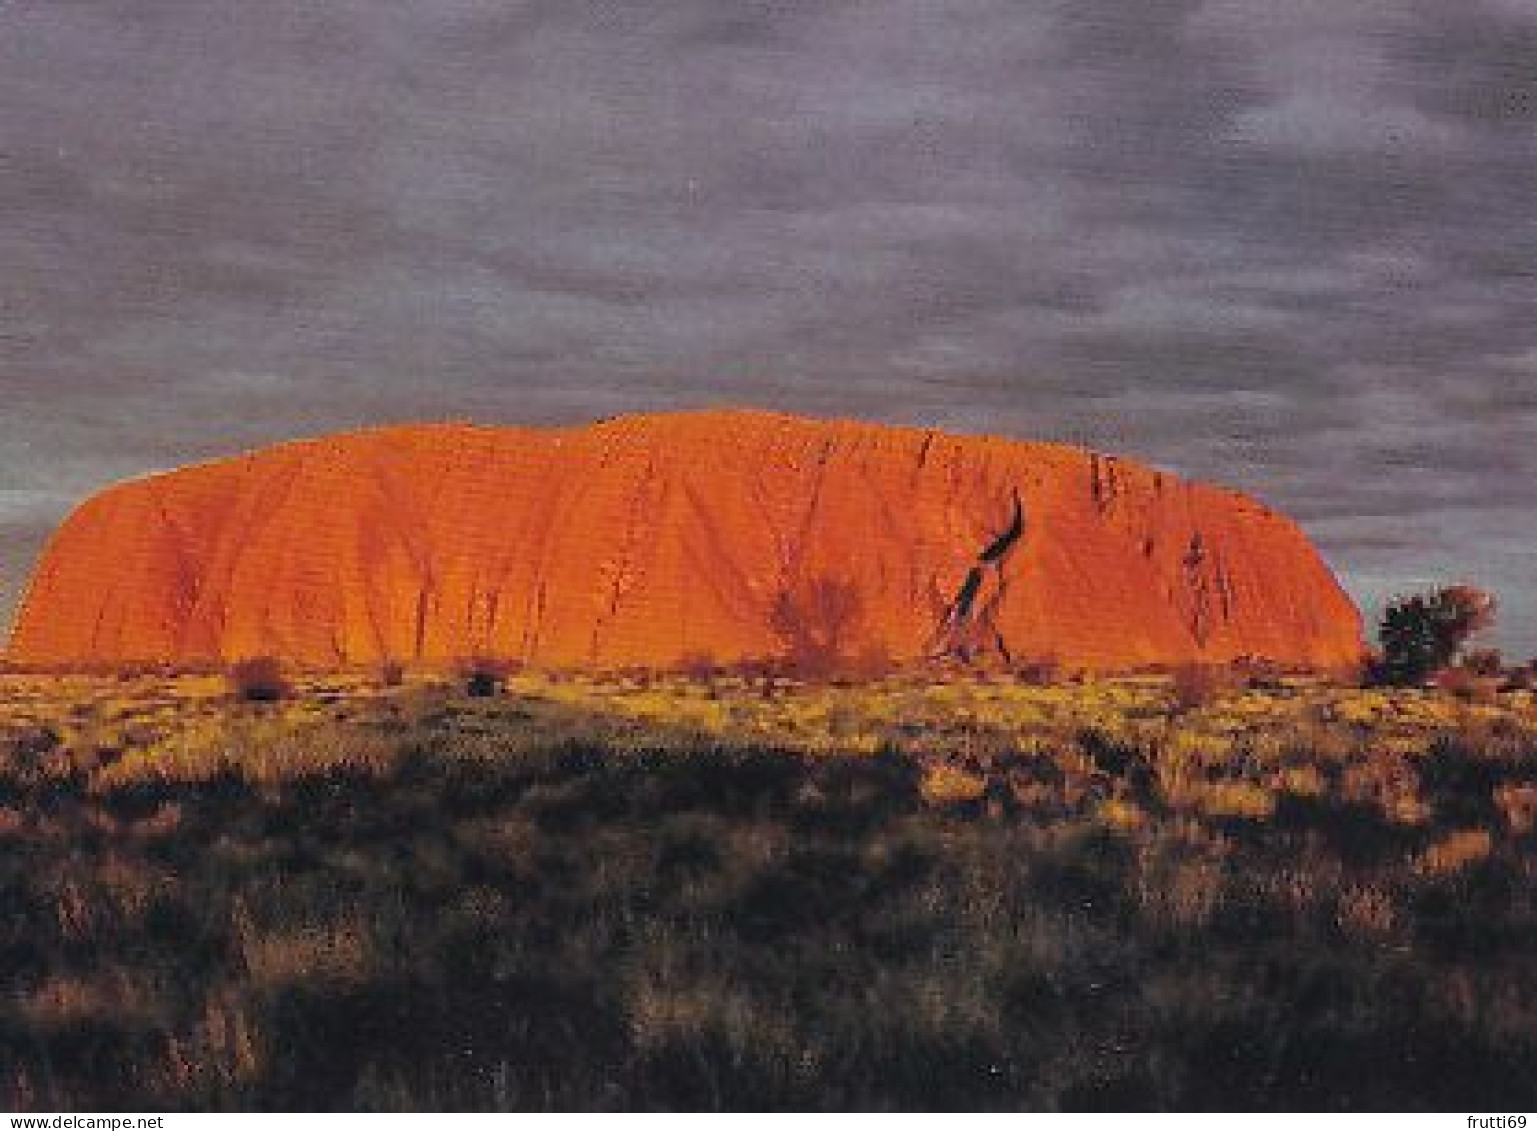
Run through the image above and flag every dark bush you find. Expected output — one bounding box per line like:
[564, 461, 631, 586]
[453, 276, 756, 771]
[458, 656, 512, 697]
[1015, 657, 1061, 686]
[227, 656, 288, 702]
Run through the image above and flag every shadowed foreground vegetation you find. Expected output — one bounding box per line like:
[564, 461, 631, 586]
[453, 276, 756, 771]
[2, 671, 1536, 1110]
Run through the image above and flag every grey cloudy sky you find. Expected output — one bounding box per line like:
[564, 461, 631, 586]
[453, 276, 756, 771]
[1, 0, 1533, 654]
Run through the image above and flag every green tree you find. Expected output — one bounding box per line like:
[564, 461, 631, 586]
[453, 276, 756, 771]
[1376, 584, 1496, 685]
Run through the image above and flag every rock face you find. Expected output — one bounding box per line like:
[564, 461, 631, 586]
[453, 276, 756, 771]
[6, 410, 1364, 671]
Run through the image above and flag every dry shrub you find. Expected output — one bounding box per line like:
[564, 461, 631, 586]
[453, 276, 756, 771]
[919, 762, 987, 806]
[1097, 798, 1146, 832]
[1335, 884, 1397, 938]
[1499, 667, 1533, 693]
[1384, 794, 1432, 826]
[1136, 850, 1225, 929]
[1463, 648, 1504, 678]
[1416, 828, 1493, 875]
[1495, 783, 1537, 835]
[1232, 655, 1287, 690]
[228, 656, 288, 702]
[1435, 667, 1498, 704]
[1276, 764, 1326, 798]
[158, 988, 262, 1096]
[1014, 656, 1060, 686]
[234, 904, 374, 988]
[1169, 663, 1241, 711]
[627, 975, 792, 1055]
[678, 651, 720, 683]
[457, 655, 514, 697]
[1198, 780, 1276, 820]
[51, 878, 96, 942]
[378, 660, 406, 688]
[1002, 755, 1067, 812]
[126, 804, 183, 842]
[14, 968, 154, 1028]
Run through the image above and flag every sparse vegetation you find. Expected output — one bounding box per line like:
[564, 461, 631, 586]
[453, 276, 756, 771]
[0, 667, 1534, 1110]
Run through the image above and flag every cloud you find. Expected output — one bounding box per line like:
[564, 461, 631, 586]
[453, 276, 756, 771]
[0, 0, 1532, 653]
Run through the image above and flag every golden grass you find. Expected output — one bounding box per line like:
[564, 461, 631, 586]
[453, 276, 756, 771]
[2, 666, 1536, 1110]
[3, 670, 1535, 833]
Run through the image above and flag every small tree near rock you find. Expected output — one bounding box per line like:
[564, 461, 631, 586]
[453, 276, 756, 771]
[1375, 584, 1496, 686]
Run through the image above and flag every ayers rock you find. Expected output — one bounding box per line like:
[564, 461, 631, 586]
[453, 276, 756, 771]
[6, 410, 1363, 671]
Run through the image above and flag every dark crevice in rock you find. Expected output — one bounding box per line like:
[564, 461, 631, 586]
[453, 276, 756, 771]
[932, 487, 1027, 663]
[980, 492, 1025, 564]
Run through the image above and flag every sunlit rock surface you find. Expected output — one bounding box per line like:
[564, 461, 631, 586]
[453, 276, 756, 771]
[7, 410, 1364, 670]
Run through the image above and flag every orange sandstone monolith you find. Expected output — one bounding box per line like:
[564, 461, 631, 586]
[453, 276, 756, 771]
[6, 410, 1364, 671]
